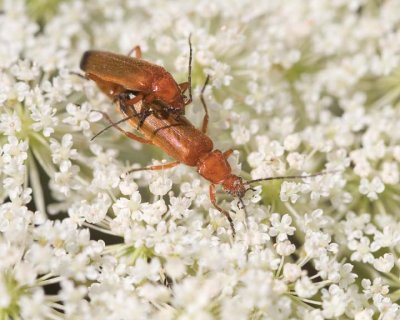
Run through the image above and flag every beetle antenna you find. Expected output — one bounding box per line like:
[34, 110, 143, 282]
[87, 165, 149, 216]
[187, 33, 193, 103]
[238, 197, 250, 232]
[247, 170, 339, 184]
[200, 75, 210, 132]
[90, 112, 138, 141]
[238, 197, 246, 212]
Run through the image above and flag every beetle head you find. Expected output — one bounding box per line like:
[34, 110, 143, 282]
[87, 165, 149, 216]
[222, 175, 247, 198]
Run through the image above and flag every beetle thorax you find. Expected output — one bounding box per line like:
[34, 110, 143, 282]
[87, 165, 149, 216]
[152, 74, 184, 109]
[197, 150, 232, 184]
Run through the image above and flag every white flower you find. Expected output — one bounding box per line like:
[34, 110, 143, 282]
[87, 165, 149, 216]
[380, 161, 399, 185]
[283, 134, 301, 151]
[299, 209, 333, 232]
[266, 141, 285, 160]
[2, 163, 26, 194]
[50, 133, 77, 167]
[69, 192, 111, 225]
[0, 201, 32, 234]
[321, 285, 347, 318]
[149, 174, 173, 196]
[207, 60, 232, 88]
[352, 155, 372, 177]
[276, 240, 296, 256]
[340, 212, 372, 242]
[338, 263, 357, 288]
[63, 103, 102, 134]
[364, 139, 385, 161]
[283, 263, 302, 282]
[165, 257, 187, 280]
[231, 124, 251, 145]
[128, 258, 161, 284]
[373, 295, 400, 319]
[348, 237, 374, 263]
[371, 225, 400, 251]
[141, 200, 167, 225]
[247, 150, 265, 168]
[118, 178, 138, 196]
[137, 283, 170, 305]
[19, 290, 54, 320]
[304, 231, 333, 258]
[2, 136, 28, 165]
[112, 191, 143, 221]
[14, 82, 31, 102]
[0, 111, 21, 135]
[393, 145, 400, 162]
[10, 59, 39, 81]
[354, 309, 374, 320]
[301, 175, 330, 202]
[14, 261, 37, 286]
[373, 253, 394, 273]
[59, 280, 88, 317]
[24, 243, 53, 274]
[359, 177, 385, 200]
[286, 152, 305, 170]
[342, 105, 368, 132]
[269, 214, 295, 241]
[326, 148, 351, 171]
[295, 276, 318, 298]
[297, 308, 324, 320]
[169, 196, 193, 220]
[51, 161, 81, 196]
[180, 179, 209, 207]
[280, 181, 301, 203]
[29, 103, 58, 137]
[41, 75, 72, 103]
[362, 278, 389, 299]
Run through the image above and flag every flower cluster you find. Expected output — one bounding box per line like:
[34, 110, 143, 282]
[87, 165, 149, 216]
[1, 0, 400, 319]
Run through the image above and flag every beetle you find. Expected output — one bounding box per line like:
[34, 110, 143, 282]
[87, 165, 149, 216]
[92, 77, 331, 236]
[80, 36, 194, 128]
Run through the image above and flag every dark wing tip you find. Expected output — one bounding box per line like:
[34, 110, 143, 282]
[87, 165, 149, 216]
[80, 50, 93, 71]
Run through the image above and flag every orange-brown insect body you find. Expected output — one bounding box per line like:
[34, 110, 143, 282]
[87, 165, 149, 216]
[88, 65, 328, 236]
[120, 101, 247, 198]
[80, 51, 187, 111]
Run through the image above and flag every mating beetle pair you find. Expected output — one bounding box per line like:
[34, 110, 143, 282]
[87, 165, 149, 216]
[80, 37, 329, 236]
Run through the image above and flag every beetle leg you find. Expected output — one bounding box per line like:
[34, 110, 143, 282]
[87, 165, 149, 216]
[70, 71, 88, 80]
[180, 82, 192, 111]
[179, 82, 190, 94]
[127, 161, 180, 173]
[119, 93, 145, 120]
[118, 93, 144, 107]
[127, 45, 142, 59]
[114, 91, 132, 102]
[199, 76, 210, 134]
[209, 184, 236, 237]
[223, 149, 233, 159]
[137, 108, 153, 130]
[95, 110, 152, 144]
[130, 94, 157, 128]
[143, 93, 155, 104]
[118, 93, 156, 130]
